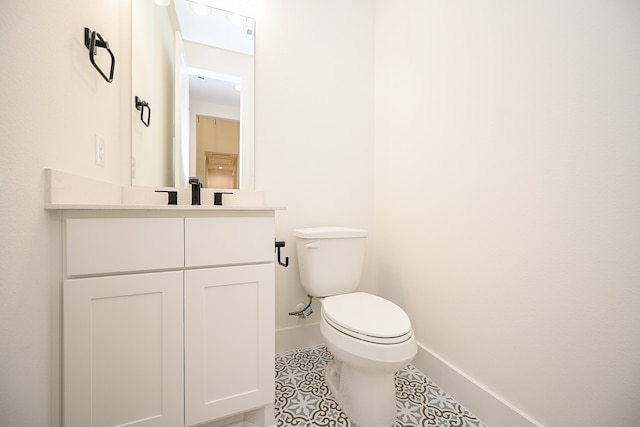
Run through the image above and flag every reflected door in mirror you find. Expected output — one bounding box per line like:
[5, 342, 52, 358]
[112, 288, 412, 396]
[196, 115, 239, 189]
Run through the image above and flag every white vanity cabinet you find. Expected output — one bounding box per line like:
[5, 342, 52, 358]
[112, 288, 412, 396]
[59, 210, 276, 427]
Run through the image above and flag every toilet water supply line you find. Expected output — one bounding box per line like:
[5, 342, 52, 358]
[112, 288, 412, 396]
[274, 239, 312, 318]
[289, 295, 314, 318]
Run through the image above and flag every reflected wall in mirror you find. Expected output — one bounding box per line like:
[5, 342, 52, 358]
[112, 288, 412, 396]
[131, 0, 175, 187]
[131, 0, 255, 189]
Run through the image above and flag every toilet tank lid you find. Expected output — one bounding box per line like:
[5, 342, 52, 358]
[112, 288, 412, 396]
[294, 227, 368, 239]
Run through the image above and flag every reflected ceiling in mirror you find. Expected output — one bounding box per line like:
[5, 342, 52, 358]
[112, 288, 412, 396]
[174, 0, 255, 54]
[189, 75, 240, 106]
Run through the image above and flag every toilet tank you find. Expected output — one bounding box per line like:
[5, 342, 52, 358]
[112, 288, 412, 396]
[294, 227, 368, 297]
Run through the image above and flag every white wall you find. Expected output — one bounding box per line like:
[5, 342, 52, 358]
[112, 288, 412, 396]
[374, 1, 640, 426]
[0, 1, 131, 425]
[255, 0, 376, 334]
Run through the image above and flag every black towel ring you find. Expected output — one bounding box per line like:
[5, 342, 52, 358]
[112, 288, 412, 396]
[84, 27, 115, 83]
[135, 96, 151, 127]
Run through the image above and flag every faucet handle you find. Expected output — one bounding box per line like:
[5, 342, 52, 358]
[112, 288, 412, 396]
[155, 190, 178, 205]
[213, 192, 233, 206]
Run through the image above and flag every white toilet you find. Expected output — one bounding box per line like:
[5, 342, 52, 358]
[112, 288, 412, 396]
[294, 227, 417, 427]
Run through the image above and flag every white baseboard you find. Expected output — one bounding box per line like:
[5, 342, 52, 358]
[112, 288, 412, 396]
[197, 404, 275, 427]
[275, 322, 323, 354]
[411, 342, 544, 427]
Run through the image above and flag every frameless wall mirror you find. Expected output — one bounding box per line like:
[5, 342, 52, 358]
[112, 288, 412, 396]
[131, 0, 256, 189]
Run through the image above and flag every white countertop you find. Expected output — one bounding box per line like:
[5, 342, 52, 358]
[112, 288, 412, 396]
[44, 169, 285, 211]
[45, 203, 285, 211]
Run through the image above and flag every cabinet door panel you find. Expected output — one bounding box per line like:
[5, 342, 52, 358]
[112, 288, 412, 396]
[63, 271, 183, 427]
[184, 264, 274, 426]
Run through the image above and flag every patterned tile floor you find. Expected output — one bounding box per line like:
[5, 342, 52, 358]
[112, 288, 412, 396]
[275, 345, 488, 427]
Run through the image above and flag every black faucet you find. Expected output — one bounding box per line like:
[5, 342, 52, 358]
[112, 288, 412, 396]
[189, 177, 202, 205]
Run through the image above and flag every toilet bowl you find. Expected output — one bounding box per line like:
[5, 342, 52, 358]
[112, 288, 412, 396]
[319, 293, 417, 427]
[294, 227, 417, 427]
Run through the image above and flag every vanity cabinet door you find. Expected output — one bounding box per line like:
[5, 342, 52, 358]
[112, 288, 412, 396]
[63, 271, 184, 427]
[184, 264, 275, 426]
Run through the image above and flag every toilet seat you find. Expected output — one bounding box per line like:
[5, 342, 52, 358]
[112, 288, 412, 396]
[322, 292, 413, 344]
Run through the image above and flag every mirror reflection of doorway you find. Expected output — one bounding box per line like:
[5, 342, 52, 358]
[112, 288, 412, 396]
[196, 115, 240, 189]
[205, 152, 238, 188]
